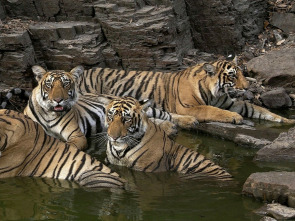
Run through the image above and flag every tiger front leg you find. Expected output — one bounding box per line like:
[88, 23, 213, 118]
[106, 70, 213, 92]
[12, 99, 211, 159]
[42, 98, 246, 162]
[230, 101, 295, 124]
[169, 113, 199, 129]
[178, 105, 243, 124]
[149, 118, 178, 137]
[66, 133, 88, 150]
[145, 107, 199, 129]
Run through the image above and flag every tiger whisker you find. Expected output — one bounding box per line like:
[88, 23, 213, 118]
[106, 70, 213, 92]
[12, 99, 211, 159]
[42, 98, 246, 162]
[91, 132, 108, 144]
[90, 132, 107, 138]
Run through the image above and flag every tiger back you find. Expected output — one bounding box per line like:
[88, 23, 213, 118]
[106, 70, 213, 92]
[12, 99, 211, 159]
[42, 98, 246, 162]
[73, 59, 294, 124]
[102, 97, 232, 180]
[0, 109, 125, 189]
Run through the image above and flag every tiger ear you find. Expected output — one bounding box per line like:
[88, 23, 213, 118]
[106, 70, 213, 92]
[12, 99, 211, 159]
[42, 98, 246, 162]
[139, 99, 153, 112]
[70, 66, 84, 80]
[203, 63, 216, 76]
[232, 56, 238, 65]
[32, 65, 47, 82]
[226, 54, 238, 65]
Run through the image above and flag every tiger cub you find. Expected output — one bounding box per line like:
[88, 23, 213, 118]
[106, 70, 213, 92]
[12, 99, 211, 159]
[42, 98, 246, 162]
[23, 66, 199, 150]
[0, 109, 124, 189]
[102, 97, 232, 180]
[72, 59, 294, 124]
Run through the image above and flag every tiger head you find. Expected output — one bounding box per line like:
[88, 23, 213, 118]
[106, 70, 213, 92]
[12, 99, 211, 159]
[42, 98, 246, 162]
[105, 97, 150, 148]
[31, 66, 84, 112]
[202, 59, 249, 96]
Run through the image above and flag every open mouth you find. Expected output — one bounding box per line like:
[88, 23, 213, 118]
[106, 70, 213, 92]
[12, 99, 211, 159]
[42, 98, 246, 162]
[53, 105, 64, 112]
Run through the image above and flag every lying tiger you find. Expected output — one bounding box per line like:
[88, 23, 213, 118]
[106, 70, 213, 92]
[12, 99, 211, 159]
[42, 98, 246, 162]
[71, 59, 294, 124]
[0, 109, 125, 189]
[22, 66, 198, 150]
[101, 97, 232, 180]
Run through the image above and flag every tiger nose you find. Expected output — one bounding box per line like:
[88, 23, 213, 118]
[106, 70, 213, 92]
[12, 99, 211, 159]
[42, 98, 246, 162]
[54, 98, 63, 103]
[110, 135, 119, 141]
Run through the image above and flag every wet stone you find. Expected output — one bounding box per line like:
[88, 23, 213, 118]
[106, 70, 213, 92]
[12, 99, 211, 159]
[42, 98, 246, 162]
[255, 127, 295, 162]
[260, 88, 292, 109]
[242, 172, 295, 207]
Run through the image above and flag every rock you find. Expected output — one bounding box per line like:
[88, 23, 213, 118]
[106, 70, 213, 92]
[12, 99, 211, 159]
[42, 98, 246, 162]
[0, 31, 32, 50]
[243, 90, 254, 100]
[242, 172, 295, 207]
[194, 122, 278, 148]
[0, 30, 35, 88]
[28, 21, 106, 70]
[255, 127, 295, 162]
[185, 0, 267, 53]
[260, 216, 277, 221]
[0, 1, 5, 19]
[3, 0, 92, 21]
[247, 48, 295, 88]
[267, 203, 295, 220]
[95, 1, 194, 71]
[270, 12, 295, 33]
[260, 88, 292, 109]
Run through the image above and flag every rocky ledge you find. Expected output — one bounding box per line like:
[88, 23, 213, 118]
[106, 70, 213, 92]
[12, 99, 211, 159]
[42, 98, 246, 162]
[243, 172, 295, 208]
[255, 127, 295, 162]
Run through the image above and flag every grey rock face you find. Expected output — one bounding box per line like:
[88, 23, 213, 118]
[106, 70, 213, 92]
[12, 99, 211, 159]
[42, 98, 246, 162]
[247, 48, 295, 88]
[243, 172, 295, 208]
[28, 21, 107, 70]
[94, 0, 193, 71]
[0, 1, 5, 19]
[185, 0, 267, 53]
[0, 30, 35, 88]
[260, 88, 292, 109]
[194, 121, 276, 148]
[255, 127, 295, 162]
[267, 203, 295, 220]
[270, 12, 295, 33]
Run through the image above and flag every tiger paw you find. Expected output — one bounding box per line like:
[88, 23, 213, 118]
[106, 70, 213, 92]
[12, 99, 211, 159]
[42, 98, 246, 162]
[281, 118, 295, 124]
[152, 118, 178, 137]
[224, 112, 243, 124]
[170, 113, 199, 129]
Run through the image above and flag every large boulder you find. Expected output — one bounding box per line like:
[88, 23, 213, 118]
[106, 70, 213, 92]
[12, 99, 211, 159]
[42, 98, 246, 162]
[0, 30, 35, 89]
[270, 12, 295, 33]
[94, 0, 194, 71]
[0, 1, 5, 19]
[260, 88, 292, 109]
[255, 127, 295, 162]
[185, 0, 267, 53]
[243, 172, 295, 207]
[194, 121, 279, 148]
[247, 48, 295, 88]
[28, 21, 107, 70]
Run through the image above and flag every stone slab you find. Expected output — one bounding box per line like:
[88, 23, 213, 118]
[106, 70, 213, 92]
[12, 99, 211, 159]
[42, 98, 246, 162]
[243, 172, 295, 208]
[255, 127, 295, 162]
[194, 121, 279, 148]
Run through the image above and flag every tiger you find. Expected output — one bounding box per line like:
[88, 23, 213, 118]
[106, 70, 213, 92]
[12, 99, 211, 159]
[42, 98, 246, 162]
[22, 66, 199, 150]
[101, 96, 232, 180]
[71, 59, 294, 124]
[0, 109, 125, 189]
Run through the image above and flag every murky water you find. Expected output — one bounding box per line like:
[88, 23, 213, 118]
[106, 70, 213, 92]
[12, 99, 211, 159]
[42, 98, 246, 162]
[1, 117, 295, 220]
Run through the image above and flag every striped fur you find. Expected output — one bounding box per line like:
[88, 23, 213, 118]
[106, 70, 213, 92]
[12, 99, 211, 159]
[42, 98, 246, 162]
[103, 97, 232, 180]
[0, 109, 125, 189]
[74, 60, 294, 124]
[23, 66, 199, 150]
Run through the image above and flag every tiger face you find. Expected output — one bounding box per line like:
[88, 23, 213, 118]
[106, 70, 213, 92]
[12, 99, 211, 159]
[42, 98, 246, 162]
[32, 66, 84, 112]
[105, 97, 150, 148]
[203, 60, 249, 96]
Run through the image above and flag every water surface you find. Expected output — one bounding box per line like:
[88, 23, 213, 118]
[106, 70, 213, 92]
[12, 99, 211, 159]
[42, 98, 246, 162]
[1, 118, 295, 220]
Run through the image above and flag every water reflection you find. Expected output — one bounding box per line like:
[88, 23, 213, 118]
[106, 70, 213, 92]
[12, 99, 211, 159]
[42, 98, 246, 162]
[0, 121, 293, 220]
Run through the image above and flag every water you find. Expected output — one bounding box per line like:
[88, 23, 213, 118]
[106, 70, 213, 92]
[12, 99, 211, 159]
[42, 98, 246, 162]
[0, 121, 295, 220]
